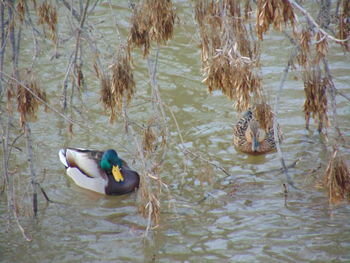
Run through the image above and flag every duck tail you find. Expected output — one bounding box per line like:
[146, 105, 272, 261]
[58, 149, 69, 168]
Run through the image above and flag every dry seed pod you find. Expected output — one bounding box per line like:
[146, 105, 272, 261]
[37, 0, 58, 43]
[252, 102, 273, 131]
[195, 0, 261, 112]
[100, 75, 115, 122]
[16, 0, 26, 23]
[129, 6, 151, 57]
[17, 80, 48, 127]
[128, 0, 175, 57]
[323, 149, 350, 204]
[100, 50, 135, 123]
[302, 66, 329, 132]
[256, 0, 296, 40]
[205, 51, 261, 112]
[315, 32, 328, 63]
[297, 28, 311, 66]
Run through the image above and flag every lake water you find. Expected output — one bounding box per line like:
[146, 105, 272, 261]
[1, 1, 350, 262]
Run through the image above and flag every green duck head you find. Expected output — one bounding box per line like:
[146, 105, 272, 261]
[100, 149, 124, 182]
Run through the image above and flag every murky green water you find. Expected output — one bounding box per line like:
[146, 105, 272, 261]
[1, 1, 350, 262]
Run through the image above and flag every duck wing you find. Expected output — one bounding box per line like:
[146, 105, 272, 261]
[59, 148, 106, 179]
[233, 110, 253, 138]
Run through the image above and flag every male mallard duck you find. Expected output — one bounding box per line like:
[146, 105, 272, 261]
[58, 148, 139, 195]
[233, 110, 282, 154]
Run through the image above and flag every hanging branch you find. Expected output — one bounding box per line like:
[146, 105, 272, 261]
[60, 0, 90, 116]
[273, 45, 299, 190]
[146, 48, 169, 168]
[195, 0, 262, 112]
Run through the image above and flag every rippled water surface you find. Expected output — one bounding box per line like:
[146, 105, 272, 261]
[1, 1, 350, 262]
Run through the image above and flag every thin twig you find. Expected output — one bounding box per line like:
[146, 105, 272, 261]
[147, 48, 170, 167]
[322, 58, 344, 142]
[255, 158, 301, 176]
[59, 0, 81, 21]
[6, 132, 23, 169]
[37, 183, 53, 203]
[336, 89, 350, 102]
[184, 149, 232, 178]
[273, 45, 299, 190]
[24, 122, 38, 217]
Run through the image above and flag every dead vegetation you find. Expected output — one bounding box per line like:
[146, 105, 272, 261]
[302, 66, 329, 132]
[195, 0, 262, 112]
[16, 80, 48, 127]
[128, 0, 176, 57]
[252, 102, 274, 131]
[323, 149, 350, 204]
[1, 0, 350, 243]
[296, 28, 311, 66]
[256, 0, 296, 40]
[37, 0, 58, 43]
[100, 48, 135, 123]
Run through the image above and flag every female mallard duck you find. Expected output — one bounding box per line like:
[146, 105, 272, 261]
[59, 148, 139, 195]
[233, 110, 282, 154]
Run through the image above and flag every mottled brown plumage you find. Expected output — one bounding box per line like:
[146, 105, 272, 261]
[233, 110, 282, 154]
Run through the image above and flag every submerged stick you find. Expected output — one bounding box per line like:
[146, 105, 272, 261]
[254, 158, 301, 176]
[24, 123, 38, 217]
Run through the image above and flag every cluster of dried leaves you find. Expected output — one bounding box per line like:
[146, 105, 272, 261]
[315, 32, 328, 64]
[252, 102, 274, 131]
[37, 0, 58, 43]
[15, 80, 48, 127]
[195, 0, 261, 112]
[128, 0, 176, 57]
[256, 0, 296, 40]
[302, 66, 329, 133]
[297, 30, 329, 67]
[99, 50, 135, 123]
[297, 28, 311, 66]
[16, 0, 26, 23]
[293, 5, 334, 135]
[323, 149, 350, 204]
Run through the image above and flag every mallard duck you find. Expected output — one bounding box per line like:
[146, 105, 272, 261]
[233, 110, 281, 154]
[58, 148, 139, 195]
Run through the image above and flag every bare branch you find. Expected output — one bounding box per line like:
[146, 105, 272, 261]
[273, 45, 299, 190]
[322, 58, 344, 142]
[290, 0, 350, 43]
